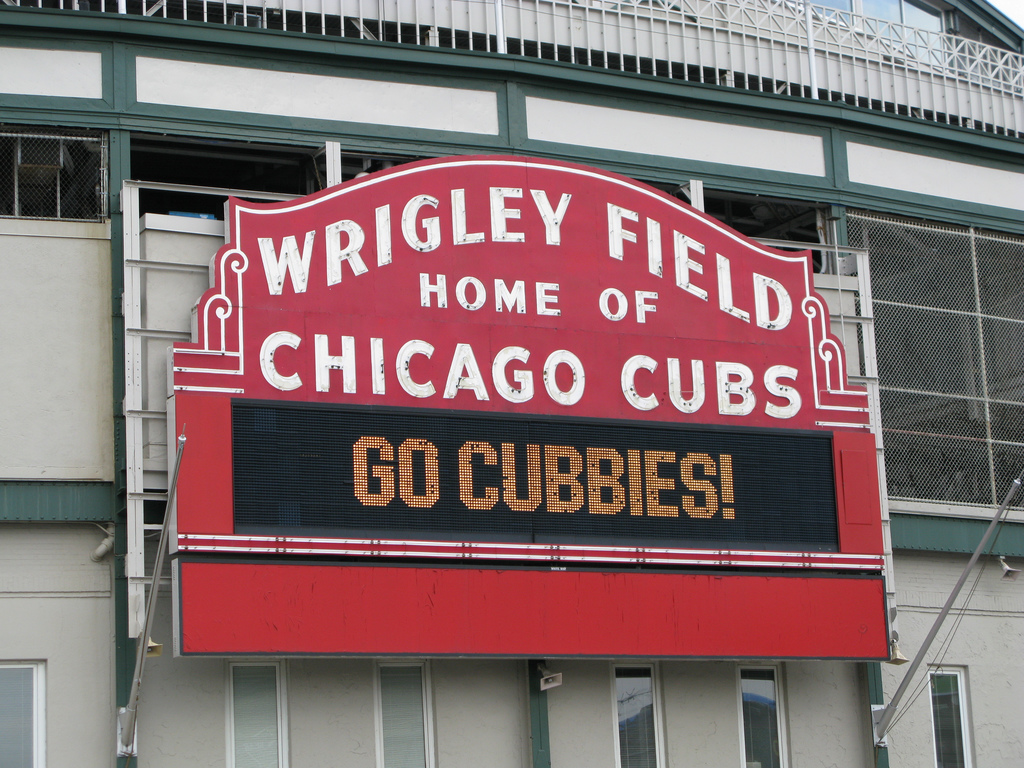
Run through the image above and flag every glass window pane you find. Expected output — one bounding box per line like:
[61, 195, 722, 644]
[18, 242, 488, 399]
[380, 666, 427, 768]
[741, 669, 782, 768]
[615, 667, 656, 768]
[903, 0, 942, 31]
[232, 665, 280, 768]
[0, 666, 34, 768]
[814, 0, 852, 11]
[931, 673, 967, 768]
[862, 0, 901, 22]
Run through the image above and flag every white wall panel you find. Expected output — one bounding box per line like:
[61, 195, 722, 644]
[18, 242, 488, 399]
[0, 525, 114, 767]
[526, 97, 827, 177]
[0, 47, 103, 99]
[136, 57, 500, 135]
[883, 551, 1024, 768]
[846, 142, 1024, 211]
[432, 660, 529, 768]
[546, 661, 617, 768]
[0, 220, 112, 480]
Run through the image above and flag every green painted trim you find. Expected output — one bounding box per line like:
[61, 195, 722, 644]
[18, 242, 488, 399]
[109, 127, 132, 766]
[505, 81, 528, 151]
[0, 36, 114, 108]
[890, 513, 1024, 558]
[0, 481, 113, 522]
[830, 205, 849, 247]
[527, 661, 552, 768]
[2, 7, 1022, 232]
[832, 189, 1024, 235]
[105, 40, 513, 154]
[3, 8, 1022, 157]
[866, 660, 884, 705]
[513, 84, 839, 196]
[865, 663, 890, 768]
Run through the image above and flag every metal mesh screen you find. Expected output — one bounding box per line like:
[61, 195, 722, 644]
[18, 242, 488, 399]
[849, 212, 1024, 508]
[0, 127, 107, 221]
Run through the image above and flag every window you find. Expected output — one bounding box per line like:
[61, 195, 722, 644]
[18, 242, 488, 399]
[0, 127, 107, 221]
[739, 667, 786, 768]
[0, 662, 45, 768]
[229, 663, 287, 768]
[862, 0, 942, 31]
[376, 663, 434, 768]
[613, 665, 661, 768]
[930, 669, 971, 768]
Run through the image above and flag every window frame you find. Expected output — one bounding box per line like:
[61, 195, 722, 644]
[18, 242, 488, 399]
[928, 667, 973, 768]
[736, 664, 788, 768]
[611, 662, 664, 768]
[226, 661, 289, 768]
[374, 660, 436, 768]
[0, 661, 45, 768]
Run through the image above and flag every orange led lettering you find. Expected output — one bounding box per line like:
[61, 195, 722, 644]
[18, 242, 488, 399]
[501, 443, 543, 512]
[644, 450, 678, 517]
[397, 438, 440, 508]
[626, 448, 644, 515]
[720, 453, 735, 519]
[544, 445, 584, 513]
[352, 436, 395, 506]
[459, 441, 498, 510]
[585, 447, 625, 514]
[680, 452, 719, 519]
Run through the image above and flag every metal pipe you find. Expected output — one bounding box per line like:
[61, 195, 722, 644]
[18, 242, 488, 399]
[493, 0, 507, 54]
[804, 1, 819, 99]
[117, 432, 187, 755]
[873, 468, 1023, 744]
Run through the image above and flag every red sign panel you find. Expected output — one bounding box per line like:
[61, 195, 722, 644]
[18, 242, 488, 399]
[171, 156, 885, 658]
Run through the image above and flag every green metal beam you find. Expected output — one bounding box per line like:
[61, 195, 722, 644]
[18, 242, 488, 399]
[0, 481, 113, 522]
[527, 661, 551, 768]
[890, 513, 1024, 558]
[108, 122, 134, 768]
[865, 663, 890, 768]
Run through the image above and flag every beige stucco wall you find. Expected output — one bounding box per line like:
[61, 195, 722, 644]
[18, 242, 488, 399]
[883, 551, 1024, 768]
[546, 658, 873, 768]
[140, 595, 533, 768]
[661, 660, 740, 767]
[0, 219, 113, 480]
[0, 523, 115, 766]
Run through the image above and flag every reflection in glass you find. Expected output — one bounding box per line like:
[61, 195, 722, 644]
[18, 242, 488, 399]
[741, 669, 782, 768]
[616, 667, 657, 768]
[931, 672, 969, 768]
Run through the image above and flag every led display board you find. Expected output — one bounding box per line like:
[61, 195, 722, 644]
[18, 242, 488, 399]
[170, 156, 886, 658]
[232, 402, 839, 552]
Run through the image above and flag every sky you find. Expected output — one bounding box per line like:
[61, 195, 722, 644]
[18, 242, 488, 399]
[989, 0, 1024, 28]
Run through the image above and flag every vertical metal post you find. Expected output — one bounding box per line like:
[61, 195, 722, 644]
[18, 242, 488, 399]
[680, 180, 704, 212]
[805, 1, 820, 99]
[324, 141, 343, 188]
[493, 0, 507, 54]
[527, 661, 551, 768]
[13, 137, 20, 217]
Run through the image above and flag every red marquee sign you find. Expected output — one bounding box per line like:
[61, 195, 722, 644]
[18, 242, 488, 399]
[170, 156, 886, 659]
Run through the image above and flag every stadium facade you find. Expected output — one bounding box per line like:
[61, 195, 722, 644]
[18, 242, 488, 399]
[1, 0, 1022, 766]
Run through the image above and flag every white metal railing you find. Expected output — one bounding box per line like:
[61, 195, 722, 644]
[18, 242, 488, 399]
[7, 0, 1022, 136]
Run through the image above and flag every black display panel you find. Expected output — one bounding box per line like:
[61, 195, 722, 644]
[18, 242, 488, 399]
[233, 401, 839, 552]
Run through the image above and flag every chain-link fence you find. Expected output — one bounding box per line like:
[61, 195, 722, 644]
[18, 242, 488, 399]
[849, 211, 1024, 509]
[0, 127, 107, 221]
